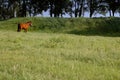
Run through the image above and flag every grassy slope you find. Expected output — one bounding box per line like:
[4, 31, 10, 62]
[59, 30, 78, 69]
[0, 17, 120, 80]
[0, 17, 120, 34]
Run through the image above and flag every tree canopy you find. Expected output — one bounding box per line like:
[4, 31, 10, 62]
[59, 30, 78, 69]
[0, 0, 120, 20]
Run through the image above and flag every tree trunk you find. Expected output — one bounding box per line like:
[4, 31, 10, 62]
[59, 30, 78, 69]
[109, 9, 111, 17]
[79, 0, 84, 17]
[50, 3, 53, 17]
[14, 10, 17, 17]
[74, 1, 77, 17]
[112, 10, 115, 16]
[22, 0, 26, 17]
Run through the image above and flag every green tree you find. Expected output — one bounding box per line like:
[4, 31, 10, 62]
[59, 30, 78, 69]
[65, 0, 74, 17]
[48, 0, 55, 17]
[53, 0, 70, 17]
[87, 0, 100, 18]
[31, 0, 49, 16]
[106, 0, 120, 16]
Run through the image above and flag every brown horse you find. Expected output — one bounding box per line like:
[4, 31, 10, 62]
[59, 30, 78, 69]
[17, 21, 32, 32]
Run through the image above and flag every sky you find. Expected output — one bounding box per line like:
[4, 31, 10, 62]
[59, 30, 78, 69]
[36, 10, 120, 18]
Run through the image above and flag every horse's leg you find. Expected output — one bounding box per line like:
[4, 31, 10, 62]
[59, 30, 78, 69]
[17, 24, 21, 32]
[17, 29, 21, 32]
[24, 29, 27, 32]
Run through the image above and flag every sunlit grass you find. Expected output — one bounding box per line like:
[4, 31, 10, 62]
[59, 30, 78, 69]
[0, 30, 120, 80]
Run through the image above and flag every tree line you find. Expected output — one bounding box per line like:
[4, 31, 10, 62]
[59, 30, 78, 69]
[0, 0, 120, 20]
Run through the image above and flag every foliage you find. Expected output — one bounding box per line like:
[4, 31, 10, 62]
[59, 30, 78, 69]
[0, 0, 120, 20]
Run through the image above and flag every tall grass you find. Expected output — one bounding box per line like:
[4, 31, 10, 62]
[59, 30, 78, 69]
[0, 30, 120, 80]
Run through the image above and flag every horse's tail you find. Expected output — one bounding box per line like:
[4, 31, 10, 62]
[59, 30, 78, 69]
[17, 24, 21, 32]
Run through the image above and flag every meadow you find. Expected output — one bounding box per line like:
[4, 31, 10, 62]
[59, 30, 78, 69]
[0, 17, 120, 80]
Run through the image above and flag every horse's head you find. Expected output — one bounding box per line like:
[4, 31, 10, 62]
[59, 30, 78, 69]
[27, 21, 32, 26]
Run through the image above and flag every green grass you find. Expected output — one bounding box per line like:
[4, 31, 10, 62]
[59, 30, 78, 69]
[0, 17, 120, 80]
[0, 30, 120, 80]
[0, 17, 120, 34]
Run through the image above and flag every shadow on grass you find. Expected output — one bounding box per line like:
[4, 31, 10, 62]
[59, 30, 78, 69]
[67, 29, 120, 37]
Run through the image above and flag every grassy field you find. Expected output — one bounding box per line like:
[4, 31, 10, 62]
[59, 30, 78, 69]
[0, 17, 120, 80]
[0, 30, 120, 80]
